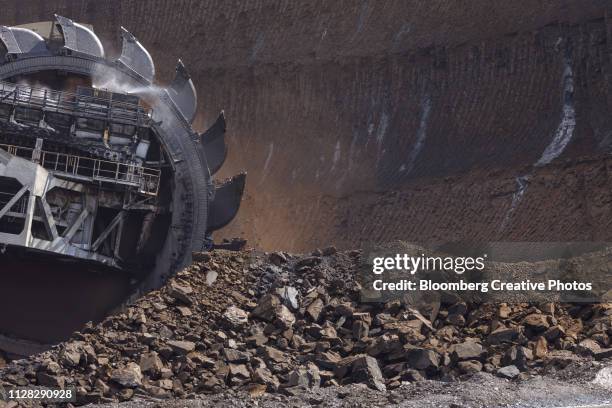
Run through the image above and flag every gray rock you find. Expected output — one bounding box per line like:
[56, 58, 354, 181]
[80, 343, 97, 364]
[229, 364, 251, 381]
[306, 298, 325, 322]
[139, 352, 164, 374]
[353, 312, 372, 325]
[286, 363, 321, 388]
[111, 363, 143, 388]
[497, 365, 520, 379]
[155, 379, 173, 390]
[406, 307, 434, 331]
[223, 348, 251, 363]
[44, 360, 61, 375]
[451, 341, 484, 361]
[367, 334, 403, 357]
[402, 369, 425, 382]
[352, 320, 369, 340]
[206, 270, 218, 285]
[576, 339, 601, 356]
[176, 306, 192, 316]
[351, 355, 386, 392]
[488, 326, 521, 345]
[406, 347, 440, 370]
[319, 323, 337, 339]
[315, 350, 342, 370]
[522, 314, 550, 332]
[167, 340, 196, 355]
[275, 304, 296, 329]
[246, 332, 269, 347]
[295, 256, 322, 269]
[502, 346, 531, 370]
[382, 362, 406, 378]
[260, 346, 288, 364]
[252, 294, 280, 321]
[37, 372, 65, 388]
[60, 343, 82, 367]
[167, 282, 193, 304]
[269, 252, 288, 266]
[276, 286, 299, 310]
[252, 365, 280, 391]
[594, 348, 612, 361]
[458, 360, 483, 374]
[158, 325, 174, 339]
[543, 325, 565, 341]
[223, 305, 249, 328]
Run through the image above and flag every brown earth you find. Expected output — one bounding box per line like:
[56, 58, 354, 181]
[4, 1, 612, 251]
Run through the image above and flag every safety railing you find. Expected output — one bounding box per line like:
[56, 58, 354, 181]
[0, 144, 160, 196]
[0, 80, 151, 127]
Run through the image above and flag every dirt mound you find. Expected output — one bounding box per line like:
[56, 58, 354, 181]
[1, 249, 611, 405]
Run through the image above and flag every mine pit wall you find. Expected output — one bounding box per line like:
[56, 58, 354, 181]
[4, 1, 612, 253]
[200, 5, 612, 251]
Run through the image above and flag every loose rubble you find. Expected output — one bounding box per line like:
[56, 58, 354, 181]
[0, 249, 611, 405]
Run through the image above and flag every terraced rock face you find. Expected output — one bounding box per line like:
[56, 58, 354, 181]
[4, 1, 612, 251]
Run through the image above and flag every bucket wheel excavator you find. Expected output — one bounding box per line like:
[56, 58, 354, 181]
[0, 16, 245, 354]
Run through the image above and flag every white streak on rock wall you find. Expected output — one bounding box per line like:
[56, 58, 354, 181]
[536, 55, 575, 166]
[375, 111, 390, 166]
[331, 140, 341, 172]
[259, 142, 274, 184]
[501, 47, 575, 231]
[499, 175, 530, 232]
[403, 94, 431, 174]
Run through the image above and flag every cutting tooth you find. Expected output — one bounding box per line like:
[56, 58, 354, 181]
[201, 111, 227, 175]
[207, 173, 246, 233]
[117, 27, 155, 82]
[0, 26, 47, 58]
[54, 14, 104, 57]
[167, 59, 197, 123]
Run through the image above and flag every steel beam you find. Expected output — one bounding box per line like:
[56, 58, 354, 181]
[0, 185, 28, 220]
[91, 211, 125, 251]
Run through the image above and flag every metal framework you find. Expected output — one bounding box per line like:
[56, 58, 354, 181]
[0, 80, 151, 127]
[0, 143, 160, 196]
[0, 148, 118, 267]
[0, 15, 245, 286]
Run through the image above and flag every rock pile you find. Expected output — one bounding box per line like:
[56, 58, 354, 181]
[1, 248, 611, 405]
